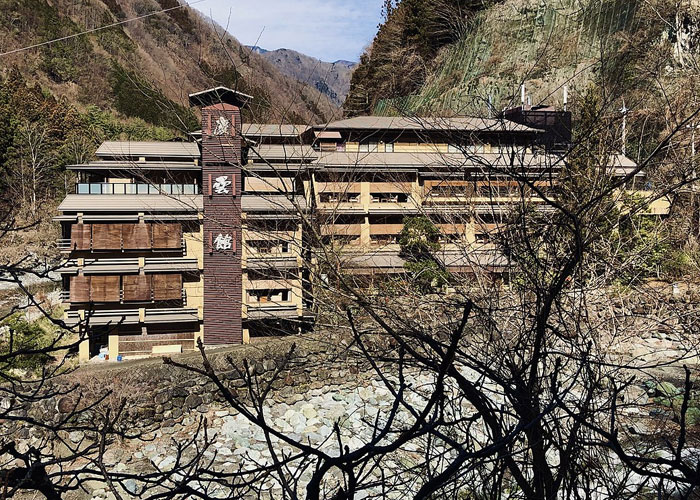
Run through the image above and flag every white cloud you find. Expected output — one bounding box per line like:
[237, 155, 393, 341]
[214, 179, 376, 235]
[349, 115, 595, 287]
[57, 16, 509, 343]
[193, 0, 383, 62]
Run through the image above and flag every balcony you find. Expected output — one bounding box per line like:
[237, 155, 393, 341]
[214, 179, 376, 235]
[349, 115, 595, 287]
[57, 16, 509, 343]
[245, 302, 299, 319]
[74, 183, 200, 195]
[64, 307, 200, 327]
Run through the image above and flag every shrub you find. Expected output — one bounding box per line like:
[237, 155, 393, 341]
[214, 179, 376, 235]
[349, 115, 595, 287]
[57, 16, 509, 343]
[0, 314, 55, 371]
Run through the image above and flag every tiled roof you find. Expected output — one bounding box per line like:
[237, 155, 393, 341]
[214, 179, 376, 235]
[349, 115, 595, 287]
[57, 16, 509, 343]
[96, 141, 200, 159]
[318, 116, 542, 133]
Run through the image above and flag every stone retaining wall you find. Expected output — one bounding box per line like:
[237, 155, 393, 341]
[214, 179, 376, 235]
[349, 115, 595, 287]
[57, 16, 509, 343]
[6, 332, 380, 439]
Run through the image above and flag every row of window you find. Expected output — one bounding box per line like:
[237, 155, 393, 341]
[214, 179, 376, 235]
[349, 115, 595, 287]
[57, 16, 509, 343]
[76, 183, 200, 195]
[318, 193, 410, 203]
[318, 142, 513, 153]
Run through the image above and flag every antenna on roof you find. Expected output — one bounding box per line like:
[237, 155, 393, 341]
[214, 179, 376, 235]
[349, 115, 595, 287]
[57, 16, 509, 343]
[563, 85, 568, 111]
[520, 84, 526, 107]
[620, 99, 629, 155]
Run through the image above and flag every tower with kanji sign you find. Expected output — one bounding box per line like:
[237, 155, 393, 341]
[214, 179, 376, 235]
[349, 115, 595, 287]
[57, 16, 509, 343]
[190, 87, 252, 345]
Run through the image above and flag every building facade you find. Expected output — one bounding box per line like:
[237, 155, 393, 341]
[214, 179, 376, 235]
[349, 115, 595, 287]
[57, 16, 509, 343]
[56, 88, 669, 362]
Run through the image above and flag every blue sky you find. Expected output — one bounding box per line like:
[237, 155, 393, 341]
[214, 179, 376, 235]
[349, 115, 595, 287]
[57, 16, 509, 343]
[193, 0, 384, 62]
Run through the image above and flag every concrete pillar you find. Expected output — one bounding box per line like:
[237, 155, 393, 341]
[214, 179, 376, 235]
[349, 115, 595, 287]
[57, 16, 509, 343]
[108, 335, 119, 361]
[78, 337, 90, 363]
[361, 215, 371, 246]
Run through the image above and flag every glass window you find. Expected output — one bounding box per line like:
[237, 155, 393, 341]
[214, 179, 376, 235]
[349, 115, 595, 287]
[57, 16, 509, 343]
[137, 184, 149, 194]
[148, 184, 159, 194]
[359, 142, 369, 152]
[183, 184, 195, 194]
[384, 143, 394, 153]
[77, 184, 89, 194]
[160, 184, 172, 195]
[171, 184, 183, 195]
[89, 183, 102, 194]
[112, 183, 125, 195]
[124, 184, 136, 194]
[448, 144, 460, 153]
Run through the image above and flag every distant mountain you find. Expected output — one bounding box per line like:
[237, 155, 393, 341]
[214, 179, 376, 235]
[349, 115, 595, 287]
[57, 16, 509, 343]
[249, 47, 356, 107]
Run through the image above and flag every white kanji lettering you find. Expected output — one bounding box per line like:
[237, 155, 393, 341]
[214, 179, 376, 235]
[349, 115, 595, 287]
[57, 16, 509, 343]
[214, 233, 233, 251]
[213, 116, 231, 136]
[213, 175, 231, 194]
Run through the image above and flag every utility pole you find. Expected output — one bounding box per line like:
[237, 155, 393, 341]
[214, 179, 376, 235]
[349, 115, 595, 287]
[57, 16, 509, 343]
[620, 100, 629, 156]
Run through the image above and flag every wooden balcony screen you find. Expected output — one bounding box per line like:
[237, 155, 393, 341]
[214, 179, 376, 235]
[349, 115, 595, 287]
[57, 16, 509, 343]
[152, 223, 182, 250]
[369, 224, 404, 235]
[369, 182, 412, 193]
[92, 224, 122, 250]
[70, 224, 92, 250]
[122, 275, 152, 302]
[69, 275, 90, 303]
[245, 177, 293, 193]
[68, 274, 183, 303]
[438, 224, 466, 235]
[90, 275, 121, 302]
[316, 182, 361, 193]
[123, 224, 152, 250]
[153, 274, 182, 301]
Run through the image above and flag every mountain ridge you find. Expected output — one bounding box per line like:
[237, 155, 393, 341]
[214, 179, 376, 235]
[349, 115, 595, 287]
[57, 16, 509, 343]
[248, 46, 356, 107]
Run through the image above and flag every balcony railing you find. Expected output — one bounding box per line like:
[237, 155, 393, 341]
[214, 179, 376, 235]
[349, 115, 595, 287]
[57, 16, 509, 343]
[58, 236, 186, 253]
[61, 287, 188, 305]
[74, 183, 200, 195]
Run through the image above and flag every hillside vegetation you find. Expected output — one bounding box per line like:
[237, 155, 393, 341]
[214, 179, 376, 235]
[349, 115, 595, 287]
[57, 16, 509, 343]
[0, 0, 338, 126]
[346, 0, 700, 125]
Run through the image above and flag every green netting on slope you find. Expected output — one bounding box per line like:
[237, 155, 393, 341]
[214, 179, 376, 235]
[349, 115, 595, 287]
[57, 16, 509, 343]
[375, 0, 641, 117]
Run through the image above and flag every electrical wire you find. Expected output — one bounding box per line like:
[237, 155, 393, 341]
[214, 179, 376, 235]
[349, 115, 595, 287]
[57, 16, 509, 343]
[0, 0, 208, 58]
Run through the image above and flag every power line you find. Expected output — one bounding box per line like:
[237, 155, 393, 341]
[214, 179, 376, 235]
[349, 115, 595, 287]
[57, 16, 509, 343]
[0, 0, 207, 58]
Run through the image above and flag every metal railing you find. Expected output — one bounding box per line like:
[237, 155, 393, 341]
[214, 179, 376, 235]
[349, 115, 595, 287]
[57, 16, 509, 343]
[74, 183, 200, 195]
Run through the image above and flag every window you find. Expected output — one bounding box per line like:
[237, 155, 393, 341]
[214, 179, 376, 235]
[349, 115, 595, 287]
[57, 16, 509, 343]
[370, 193, 408, 203]
[319, 193, 360, 203]
[384, 142, 394, 153]
[336, 143, 346, 152]
[448, 144, 461, 153]
[249, 289, 290, 303]
[359, 141, 378, 152]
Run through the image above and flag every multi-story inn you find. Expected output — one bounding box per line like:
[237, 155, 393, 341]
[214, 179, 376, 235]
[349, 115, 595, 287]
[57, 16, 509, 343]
[56, 87, 669, 362]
